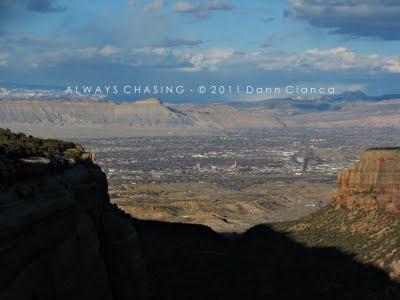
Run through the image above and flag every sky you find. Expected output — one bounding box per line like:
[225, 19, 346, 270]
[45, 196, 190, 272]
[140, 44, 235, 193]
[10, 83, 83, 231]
[0, 0, 400, 102]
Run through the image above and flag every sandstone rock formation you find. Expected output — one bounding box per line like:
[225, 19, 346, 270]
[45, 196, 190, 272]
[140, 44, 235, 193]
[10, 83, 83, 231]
[0, 142, 145, 299]
[264, 148, 400, 284]
[332, 148, 400, 212]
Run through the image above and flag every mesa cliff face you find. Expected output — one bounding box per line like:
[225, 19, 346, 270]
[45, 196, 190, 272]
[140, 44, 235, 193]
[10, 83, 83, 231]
[0, 134, 145, 300]
[0, 98, 280, 136]
[280, 149, 400, 281]
[3, 97, 400, 138]
[332, 149, 400, 212]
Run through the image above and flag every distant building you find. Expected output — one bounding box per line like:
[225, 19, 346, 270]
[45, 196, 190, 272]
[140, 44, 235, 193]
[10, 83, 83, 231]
[192, 163, 201, 172]
[173, 169, 183, 176]
[227, 161, 237, 172]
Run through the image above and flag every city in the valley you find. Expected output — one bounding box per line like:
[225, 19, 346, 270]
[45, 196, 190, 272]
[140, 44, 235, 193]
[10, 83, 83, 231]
[74, 127, 400, 232]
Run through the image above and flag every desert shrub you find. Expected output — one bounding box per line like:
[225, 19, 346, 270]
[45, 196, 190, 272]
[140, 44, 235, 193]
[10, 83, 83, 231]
[0, 128, 78, 158]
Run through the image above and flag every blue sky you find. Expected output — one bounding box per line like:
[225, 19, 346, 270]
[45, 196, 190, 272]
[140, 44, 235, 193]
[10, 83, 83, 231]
[1, 0, 400, 101]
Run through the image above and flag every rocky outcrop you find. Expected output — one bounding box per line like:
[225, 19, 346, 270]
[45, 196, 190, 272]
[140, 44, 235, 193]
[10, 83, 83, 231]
[0, 148, 145, 299]
[332, 148, 400, 212]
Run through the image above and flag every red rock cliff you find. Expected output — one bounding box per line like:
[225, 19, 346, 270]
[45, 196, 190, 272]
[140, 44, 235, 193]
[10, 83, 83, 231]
[332, 149, 400, 212]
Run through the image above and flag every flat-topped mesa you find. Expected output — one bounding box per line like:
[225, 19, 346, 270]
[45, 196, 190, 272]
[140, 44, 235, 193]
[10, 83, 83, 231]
[332, 148, 400, 213]
[133, 98, 163, 105]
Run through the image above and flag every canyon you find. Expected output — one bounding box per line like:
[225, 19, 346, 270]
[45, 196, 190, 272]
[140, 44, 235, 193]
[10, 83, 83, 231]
[1, 129, 400, 299]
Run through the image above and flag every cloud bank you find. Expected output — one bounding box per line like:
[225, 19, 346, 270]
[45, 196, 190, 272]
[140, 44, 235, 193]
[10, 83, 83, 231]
[288, 0, 400, 40]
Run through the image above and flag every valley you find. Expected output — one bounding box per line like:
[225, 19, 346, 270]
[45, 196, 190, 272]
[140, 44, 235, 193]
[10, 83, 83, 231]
[72, 127, 400, 232]
[2, 127, 400, 299]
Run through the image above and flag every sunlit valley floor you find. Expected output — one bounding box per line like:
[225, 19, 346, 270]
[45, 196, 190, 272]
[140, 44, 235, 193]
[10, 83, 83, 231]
[71, 127, 400, 232]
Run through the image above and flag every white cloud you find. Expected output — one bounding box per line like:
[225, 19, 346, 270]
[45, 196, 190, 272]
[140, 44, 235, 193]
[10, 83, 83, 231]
[174, 1, 197, 12]
[143, 0, 165, 11]
[0, 52, 9, 67]
[247, 47, 400, 74]
[99, 45, 120, 56]
[128, 46, 235, 71]
[8, 43, 400, 76]
[128, 0, 165, 11]
[383, 58, 400, 73]
[177, 47, 235, 72]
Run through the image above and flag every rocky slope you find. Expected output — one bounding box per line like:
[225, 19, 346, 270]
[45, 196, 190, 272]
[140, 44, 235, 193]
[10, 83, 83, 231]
[0, 129, 145, 300]
[276, 148, 400, 281]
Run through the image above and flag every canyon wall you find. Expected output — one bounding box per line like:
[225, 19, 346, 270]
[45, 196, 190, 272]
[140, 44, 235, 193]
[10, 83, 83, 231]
[0, 148, 145, 299]
[332, 149, 400, 212]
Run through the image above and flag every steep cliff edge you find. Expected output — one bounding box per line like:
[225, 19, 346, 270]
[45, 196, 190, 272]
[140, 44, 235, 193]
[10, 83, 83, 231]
[0, 129, 145, 300]
[277, 149, 400, 280]
[332, 149, 400, 212]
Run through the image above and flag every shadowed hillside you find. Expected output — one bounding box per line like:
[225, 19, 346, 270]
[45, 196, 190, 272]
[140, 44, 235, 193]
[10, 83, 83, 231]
[129, 216, 400, 300]
[274, 205, 400, 280]
[0, 129, 146, 299]
[274, 149, 400, 281]
[1, 129, 400, 299]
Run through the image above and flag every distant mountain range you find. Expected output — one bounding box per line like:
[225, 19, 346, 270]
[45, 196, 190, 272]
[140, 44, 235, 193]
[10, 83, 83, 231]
[1, 91, 400, 137]
[233, 90, 400, 111]
[322, 90, 400, 102]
